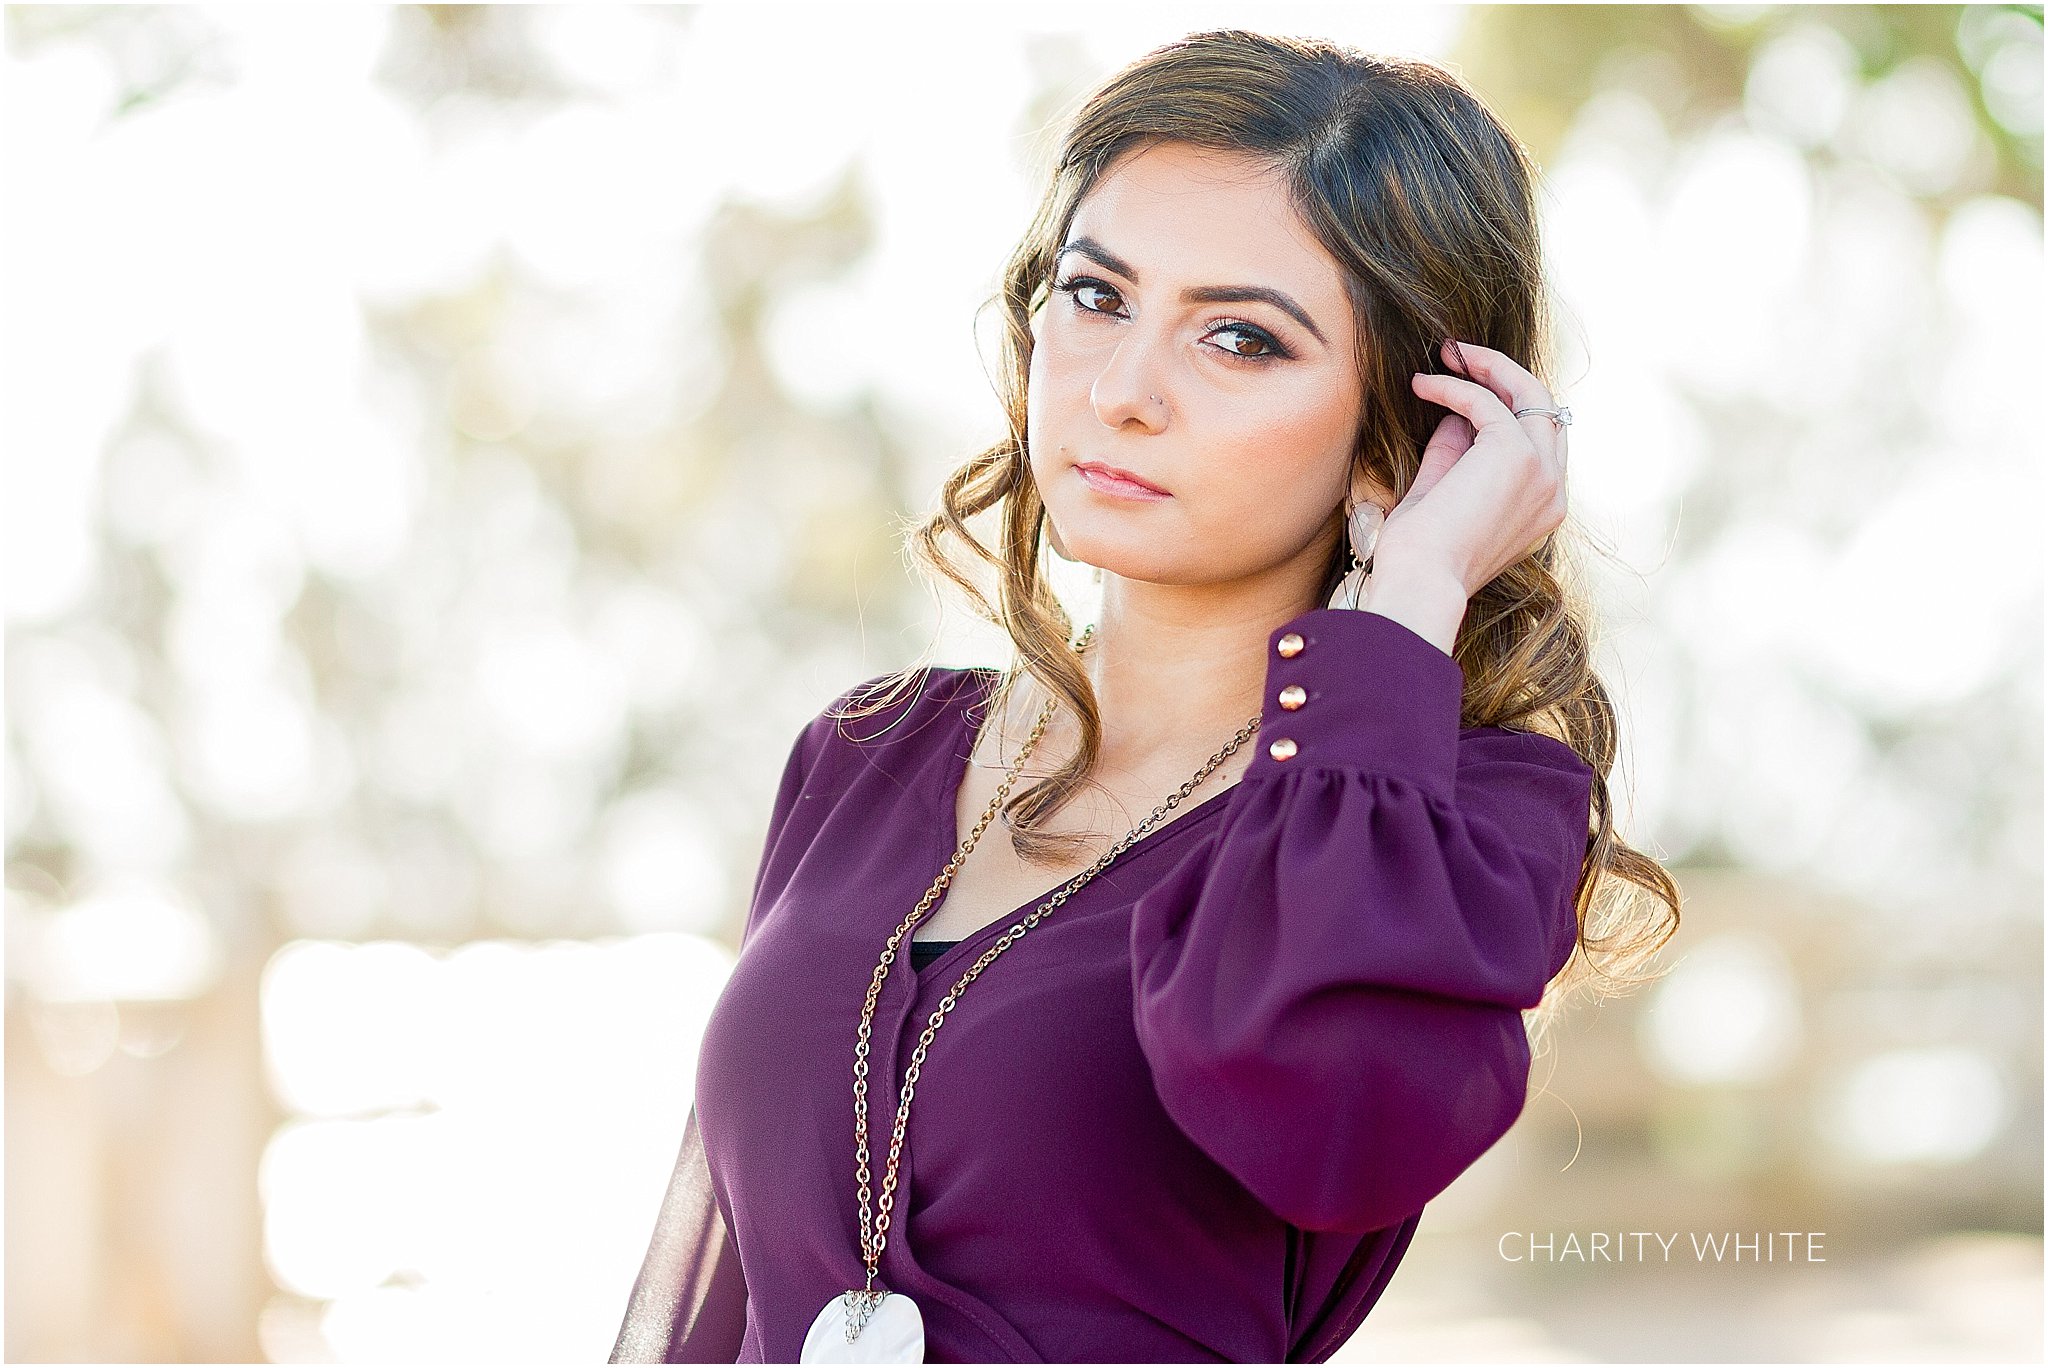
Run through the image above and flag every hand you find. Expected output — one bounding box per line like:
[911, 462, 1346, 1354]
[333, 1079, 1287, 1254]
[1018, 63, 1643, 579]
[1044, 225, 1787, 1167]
[1375, 338, 1571, 598]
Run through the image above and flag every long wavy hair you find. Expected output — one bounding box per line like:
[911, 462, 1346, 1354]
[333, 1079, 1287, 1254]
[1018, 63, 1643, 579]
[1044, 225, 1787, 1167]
[835, 29, 1680, 1030]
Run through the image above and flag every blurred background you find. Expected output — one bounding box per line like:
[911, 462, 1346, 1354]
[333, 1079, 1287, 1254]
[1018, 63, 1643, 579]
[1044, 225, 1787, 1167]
[3, 3, 2040, 1362]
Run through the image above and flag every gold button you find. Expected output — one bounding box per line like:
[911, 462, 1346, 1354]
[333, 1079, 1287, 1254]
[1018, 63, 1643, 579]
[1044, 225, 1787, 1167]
[1276, 632, 1305, 658]
[1268, 737, 1298, 762]
[1278, 684, 1306, 710]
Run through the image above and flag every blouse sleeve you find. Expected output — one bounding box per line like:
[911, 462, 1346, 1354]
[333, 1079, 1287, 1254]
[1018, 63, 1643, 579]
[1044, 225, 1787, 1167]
[1129, 608, 1595, 1236]
[608, 1106, 748, 1363]
[612, 715, 828, 1362]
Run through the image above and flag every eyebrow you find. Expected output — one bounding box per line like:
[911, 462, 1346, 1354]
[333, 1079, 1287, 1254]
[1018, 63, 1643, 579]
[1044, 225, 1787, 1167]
[1052, 235, 1330, 347]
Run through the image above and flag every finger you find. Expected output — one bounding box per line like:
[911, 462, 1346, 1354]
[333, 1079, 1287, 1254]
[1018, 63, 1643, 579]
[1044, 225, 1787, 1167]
[1411, 369, 1520, 432]
[1440, 338, 1552, 413]
[1440, 339, 1570, 446]
[1419, 409, 1476, 460]
[1405, 411, 1473, 504]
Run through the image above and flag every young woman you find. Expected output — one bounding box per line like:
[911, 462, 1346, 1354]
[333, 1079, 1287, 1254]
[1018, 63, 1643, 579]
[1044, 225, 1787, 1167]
[614, 28, 1678, 1365]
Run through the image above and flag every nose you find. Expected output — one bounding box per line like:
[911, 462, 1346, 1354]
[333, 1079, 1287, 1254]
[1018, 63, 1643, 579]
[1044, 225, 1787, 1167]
[1089, 330, 1172, 432]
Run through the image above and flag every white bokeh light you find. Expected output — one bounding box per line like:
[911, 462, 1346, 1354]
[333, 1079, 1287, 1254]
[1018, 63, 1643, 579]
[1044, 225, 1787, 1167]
[1640, 932, 1805, 1086]
[31, 876, 223, 1005]
[258, 934, 735, 1361]
[1826, 1046, 2007, 1166]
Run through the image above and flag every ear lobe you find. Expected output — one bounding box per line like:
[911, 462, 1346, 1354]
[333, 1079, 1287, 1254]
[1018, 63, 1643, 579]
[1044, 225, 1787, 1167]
[1347, 473, 1393, 515]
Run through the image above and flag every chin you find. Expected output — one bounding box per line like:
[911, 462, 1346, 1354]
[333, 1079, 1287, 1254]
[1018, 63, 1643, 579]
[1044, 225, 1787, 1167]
[1043, 512, 1183, 582]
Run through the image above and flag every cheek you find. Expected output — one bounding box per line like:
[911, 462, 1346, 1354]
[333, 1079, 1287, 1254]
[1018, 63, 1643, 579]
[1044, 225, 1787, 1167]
[1031, 307, 1114, 388]
[1203, 376, 1355, 480]
[1025, 325, 1085, 476]
[1182, 381, 1356, 534]
[1184, 460, 1327, 549]
[1025, 348, 1053, 472]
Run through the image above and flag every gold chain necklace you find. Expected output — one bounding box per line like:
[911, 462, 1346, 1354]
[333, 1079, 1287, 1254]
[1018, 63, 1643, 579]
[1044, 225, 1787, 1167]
[799, 622, 1264, 1362]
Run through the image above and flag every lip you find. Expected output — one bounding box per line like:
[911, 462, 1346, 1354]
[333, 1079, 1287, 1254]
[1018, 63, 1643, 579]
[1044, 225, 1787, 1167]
[1074, 462, 1172, 501]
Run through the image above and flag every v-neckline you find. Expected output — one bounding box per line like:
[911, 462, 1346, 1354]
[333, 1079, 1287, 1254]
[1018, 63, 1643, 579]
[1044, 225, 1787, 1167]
[911, 666, 1240, 974]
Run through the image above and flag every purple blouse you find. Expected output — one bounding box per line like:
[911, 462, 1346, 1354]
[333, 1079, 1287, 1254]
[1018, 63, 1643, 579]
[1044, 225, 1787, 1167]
[612, 607, 1595, 1363]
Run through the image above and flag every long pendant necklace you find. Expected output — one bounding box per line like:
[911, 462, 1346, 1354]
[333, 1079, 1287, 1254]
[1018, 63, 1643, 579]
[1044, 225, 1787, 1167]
[799, 623, 1263, 1363]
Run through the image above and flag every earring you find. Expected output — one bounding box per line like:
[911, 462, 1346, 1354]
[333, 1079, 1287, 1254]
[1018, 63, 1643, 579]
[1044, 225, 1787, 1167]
[1343, 499, 1384, 569]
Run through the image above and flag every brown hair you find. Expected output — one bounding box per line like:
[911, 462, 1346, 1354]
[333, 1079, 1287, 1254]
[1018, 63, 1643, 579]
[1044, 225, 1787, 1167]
[837, 29, 1679, 1026]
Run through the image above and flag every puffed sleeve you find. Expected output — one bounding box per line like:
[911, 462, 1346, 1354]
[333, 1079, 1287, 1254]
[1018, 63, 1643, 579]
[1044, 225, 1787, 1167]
[1129, 608, 1595, 1236]
[612, 716, 826, 1362]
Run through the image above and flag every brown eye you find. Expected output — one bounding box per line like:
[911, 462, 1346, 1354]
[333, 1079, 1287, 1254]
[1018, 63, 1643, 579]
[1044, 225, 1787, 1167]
[1076, 283, 1122, 313]
[1226, 331, 1270, 357]
[1054, 275, 1126, 317]
[1211, 323, 1286, 361]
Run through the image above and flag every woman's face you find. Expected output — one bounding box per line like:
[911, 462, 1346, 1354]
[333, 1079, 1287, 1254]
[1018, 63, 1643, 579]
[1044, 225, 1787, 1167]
[1028, 140, 1370, 596]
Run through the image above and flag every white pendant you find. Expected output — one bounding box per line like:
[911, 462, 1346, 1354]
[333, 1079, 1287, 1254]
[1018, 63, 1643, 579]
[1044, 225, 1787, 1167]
[800, 1290, 926, 1363]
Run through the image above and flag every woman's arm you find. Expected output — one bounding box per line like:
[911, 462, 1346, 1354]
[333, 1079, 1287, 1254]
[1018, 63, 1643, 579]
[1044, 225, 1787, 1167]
[610, 1107, 749, 1363]
[611, 709, 834, 1361]
[1129, 607, 1593, 1235]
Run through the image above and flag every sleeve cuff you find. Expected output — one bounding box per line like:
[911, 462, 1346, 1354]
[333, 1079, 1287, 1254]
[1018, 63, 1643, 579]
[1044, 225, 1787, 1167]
[1242, 608, 1466, 800]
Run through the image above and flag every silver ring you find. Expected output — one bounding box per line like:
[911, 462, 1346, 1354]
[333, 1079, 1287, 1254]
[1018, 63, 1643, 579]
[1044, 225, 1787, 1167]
[1514, 405, 1572, 427]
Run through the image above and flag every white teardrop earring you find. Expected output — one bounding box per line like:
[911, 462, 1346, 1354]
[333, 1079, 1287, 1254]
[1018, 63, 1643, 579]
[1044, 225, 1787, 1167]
[1347, 499, 1384, 565]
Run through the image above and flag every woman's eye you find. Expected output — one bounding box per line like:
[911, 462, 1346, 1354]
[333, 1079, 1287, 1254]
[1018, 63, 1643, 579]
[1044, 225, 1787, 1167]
[1055, 276, 1125, 316]
[1210, 324, 1284, 360]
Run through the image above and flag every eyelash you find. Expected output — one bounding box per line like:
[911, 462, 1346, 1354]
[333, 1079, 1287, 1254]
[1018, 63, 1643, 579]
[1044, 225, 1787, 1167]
[1050, 274, 1295, 364]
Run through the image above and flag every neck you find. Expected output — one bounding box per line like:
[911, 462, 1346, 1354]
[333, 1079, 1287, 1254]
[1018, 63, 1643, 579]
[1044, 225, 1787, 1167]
[1078, 558, 1321, 777]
